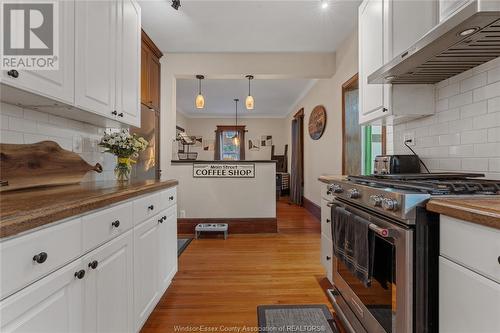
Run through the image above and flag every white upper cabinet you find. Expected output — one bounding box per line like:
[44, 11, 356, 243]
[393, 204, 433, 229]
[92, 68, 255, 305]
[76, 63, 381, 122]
[115, 0, 141, 127]
[0, 0, 75, 105]
[75, 0, 117, 119]
[358, 0, 438, 125]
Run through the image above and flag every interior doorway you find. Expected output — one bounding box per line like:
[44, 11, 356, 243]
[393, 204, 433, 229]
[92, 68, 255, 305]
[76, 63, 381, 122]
[342, 74, 360, 176]
[290, 108, 304, 206]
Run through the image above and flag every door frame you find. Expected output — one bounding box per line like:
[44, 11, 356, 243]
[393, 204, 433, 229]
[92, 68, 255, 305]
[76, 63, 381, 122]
[293, 108, 304, 189]
[341, 74, 359, 175]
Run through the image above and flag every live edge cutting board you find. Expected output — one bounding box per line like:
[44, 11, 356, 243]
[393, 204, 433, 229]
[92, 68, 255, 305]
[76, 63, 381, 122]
[0, 141, 102, 192]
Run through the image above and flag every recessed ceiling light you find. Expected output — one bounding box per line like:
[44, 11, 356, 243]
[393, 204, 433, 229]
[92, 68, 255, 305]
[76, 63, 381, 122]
[321, 0, 328, 9]
[458, 27, 478, 37]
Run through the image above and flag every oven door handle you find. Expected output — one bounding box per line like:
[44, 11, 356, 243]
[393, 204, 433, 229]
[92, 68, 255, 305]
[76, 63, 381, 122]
[369, 223, 397, 238]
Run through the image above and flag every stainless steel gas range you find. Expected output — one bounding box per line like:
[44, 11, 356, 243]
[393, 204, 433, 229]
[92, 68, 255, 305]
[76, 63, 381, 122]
[324, 173, 500, 333]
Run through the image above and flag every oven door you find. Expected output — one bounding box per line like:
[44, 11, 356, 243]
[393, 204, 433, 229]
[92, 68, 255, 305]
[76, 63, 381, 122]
[331, 198, 413, 333]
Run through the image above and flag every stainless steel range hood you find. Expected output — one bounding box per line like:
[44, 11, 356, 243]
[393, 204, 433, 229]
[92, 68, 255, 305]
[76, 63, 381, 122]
[369, 0, 500, 84]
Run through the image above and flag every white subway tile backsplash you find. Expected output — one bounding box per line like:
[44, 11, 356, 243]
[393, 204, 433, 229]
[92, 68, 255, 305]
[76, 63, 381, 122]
[460, 101, 487, 119]
[461, 129, 487, 144]
[0, 102, 117, 182]
[392, 57, 500, 179]
[460, 72, 487, 92]
[449, 91, 473, 108]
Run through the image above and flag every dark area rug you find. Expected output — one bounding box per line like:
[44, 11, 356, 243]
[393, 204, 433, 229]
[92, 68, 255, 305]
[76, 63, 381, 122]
[177, 238, 192, 256]
[257, 304, 338, 333]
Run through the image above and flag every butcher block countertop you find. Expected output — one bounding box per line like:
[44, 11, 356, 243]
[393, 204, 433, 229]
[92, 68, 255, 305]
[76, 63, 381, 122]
[427, 198, 500, 230]
[0, 179, 178, 239]
[318, 175, 345, 184]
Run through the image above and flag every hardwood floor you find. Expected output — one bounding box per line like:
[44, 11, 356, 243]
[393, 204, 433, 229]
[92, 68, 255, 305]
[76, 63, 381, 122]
[141, 198, 340, 333]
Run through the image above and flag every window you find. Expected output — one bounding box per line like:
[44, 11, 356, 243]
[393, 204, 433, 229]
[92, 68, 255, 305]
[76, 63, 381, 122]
[362, 125, 386, 175]
[221, 130, 240, 160]
[214, 126, 246, 160]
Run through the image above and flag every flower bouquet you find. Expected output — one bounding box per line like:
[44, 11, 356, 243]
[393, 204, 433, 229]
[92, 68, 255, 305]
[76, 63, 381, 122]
[99, 129, 148, 181]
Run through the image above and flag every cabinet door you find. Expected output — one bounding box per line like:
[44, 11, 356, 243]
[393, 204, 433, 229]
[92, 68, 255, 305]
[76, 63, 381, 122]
[75, 0, 116, 119]
[140, 44, 151, 107]
[439, 257, 500, 333]
[83, 230, 134, 333]
[158, 207, 177, 293]
[0, 260, 84, 333]
[359, 0, 387, 122]
[0, 0, 75, 104]
[148, 55, 161, 112]
[321, 234, 333, 284]
[115, 0, 141, 127]
[134, 216, 160, 331]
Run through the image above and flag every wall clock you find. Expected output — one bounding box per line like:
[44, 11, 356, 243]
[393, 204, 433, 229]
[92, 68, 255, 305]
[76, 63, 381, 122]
[308, 105, 327, 140]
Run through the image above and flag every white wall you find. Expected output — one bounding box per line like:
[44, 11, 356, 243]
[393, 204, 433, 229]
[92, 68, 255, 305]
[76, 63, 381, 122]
[0, 102, 116, 181]
[392, 56, 500, 180]
[285, 31, 358, 206]
[175, 114, 288, 161]
[160, 52, 337, 180]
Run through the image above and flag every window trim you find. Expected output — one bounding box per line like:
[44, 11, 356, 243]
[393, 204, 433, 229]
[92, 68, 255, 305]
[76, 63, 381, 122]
[215, 125, 246, 160]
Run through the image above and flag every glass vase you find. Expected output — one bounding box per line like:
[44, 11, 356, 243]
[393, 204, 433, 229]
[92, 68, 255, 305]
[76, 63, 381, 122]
[115, 157, 132, 181]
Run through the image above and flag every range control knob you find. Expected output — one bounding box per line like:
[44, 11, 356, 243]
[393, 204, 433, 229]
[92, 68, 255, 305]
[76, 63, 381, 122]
[348, 188, 361, 199]
[330, 184, 344, 194]
[382, 198, 399, 211]
[369, 195, 383, 207]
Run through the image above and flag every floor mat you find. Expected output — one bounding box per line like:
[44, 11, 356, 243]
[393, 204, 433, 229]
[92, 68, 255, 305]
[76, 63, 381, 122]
[177, 238, 193, 256]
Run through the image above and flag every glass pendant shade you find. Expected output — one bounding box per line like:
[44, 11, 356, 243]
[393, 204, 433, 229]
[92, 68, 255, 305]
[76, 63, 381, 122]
[195, 94, 205, 109]
[245, 95, 254, 110]
[233, 135, 240, 146]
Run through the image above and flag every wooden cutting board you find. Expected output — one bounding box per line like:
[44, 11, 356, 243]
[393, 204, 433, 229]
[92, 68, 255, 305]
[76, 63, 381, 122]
[0, 141, 102, 192]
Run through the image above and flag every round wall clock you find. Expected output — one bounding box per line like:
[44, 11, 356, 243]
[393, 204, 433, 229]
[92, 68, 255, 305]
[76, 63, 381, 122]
[308, 105, 327, 140]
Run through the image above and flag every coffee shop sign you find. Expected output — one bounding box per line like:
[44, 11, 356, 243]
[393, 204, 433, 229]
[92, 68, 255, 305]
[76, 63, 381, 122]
[193, 163, 255, 178]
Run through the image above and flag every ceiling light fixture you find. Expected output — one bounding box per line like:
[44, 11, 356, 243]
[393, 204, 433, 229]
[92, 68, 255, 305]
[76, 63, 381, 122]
[195, 75, 205, 109]
[171, 0, 181, 10]
[321, 0, 328, 9]
[245, 75, 255, 110]
[233, 98, 240, 146]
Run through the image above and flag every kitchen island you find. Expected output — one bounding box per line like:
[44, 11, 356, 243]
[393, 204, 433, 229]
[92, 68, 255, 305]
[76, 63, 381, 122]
[171, 160, 277, 233]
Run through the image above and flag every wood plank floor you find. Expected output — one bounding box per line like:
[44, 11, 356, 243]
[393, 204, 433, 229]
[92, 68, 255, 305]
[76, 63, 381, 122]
[141, 198, 341, 333]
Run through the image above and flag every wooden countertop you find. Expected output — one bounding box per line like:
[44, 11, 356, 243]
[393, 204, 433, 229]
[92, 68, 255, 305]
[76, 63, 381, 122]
[427, 198, 500, 230]
[318, 175, 345, 184]
[0, 179, 178, 239]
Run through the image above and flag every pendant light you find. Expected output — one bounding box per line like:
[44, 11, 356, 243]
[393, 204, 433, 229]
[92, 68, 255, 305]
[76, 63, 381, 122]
[195, 75, 205, 109]
[245, 75, 254, 110]
[233, 98, 240, 146]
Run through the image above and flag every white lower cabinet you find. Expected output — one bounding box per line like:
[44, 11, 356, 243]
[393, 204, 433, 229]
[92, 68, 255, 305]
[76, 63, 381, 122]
[134, 213, 161, 331]
[0, 260, 84, 333]
[0, 187, 178, 333]
[320, 192, 334, 284]
[83, 230, 134, 333]
[439, 256, 500, 333]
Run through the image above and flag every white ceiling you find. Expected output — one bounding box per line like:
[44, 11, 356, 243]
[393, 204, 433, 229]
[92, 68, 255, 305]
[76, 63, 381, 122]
[176, 78, 316, 118]
[139, 0, 361, 53]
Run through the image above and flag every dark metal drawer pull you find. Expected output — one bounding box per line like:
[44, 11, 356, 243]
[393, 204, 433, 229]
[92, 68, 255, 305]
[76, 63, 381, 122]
[111, 220, 120, 228]
[7, 69, 19, 78]
[148, 205, 154, 210]
[326, 256, 331, 261]
[88, 260, 98, 269]
[169, 196, 174, 201]
[74, 270, 85, 279]
[33, 252, 48, 264]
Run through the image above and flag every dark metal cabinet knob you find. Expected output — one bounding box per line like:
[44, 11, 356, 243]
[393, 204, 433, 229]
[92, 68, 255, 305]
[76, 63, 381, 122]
[33, 252, 48, 264]
[118, 113, 123, 117]
[74, 270, 85, 279]
[111, 110, 117, 116]
[148, 205, 154, 210]
[7, 70, 19, 78]
[498, 256, 500, 265]
[158, 218, 163, 223]
[169, 196, 174, 201]
[326, 219, 331, 223]
[88, 260, 98, 269]
[326, 256, 331, 261]
[111, 220, 120, 228]
[382, 107, 388, 113]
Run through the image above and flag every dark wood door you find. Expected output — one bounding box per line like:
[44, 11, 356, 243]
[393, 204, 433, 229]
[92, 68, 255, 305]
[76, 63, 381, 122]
[140, 45, 150, 106]
[148, 55, 161, 111]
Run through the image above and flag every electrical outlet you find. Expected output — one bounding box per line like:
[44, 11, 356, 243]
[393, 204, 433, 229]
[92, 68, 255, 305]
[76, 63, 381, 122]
[404, 134, 415, 146]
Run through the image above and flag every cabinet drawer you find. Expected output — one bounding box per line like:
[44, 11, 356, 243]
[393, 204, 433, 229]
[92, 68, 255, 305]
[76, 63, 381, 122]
[440, 215, 500, 284]
[321, 198, 333, 240]
[0, 218, 82, 300]
[82, 201, 133, 252]
[133, 192, 161, 225]
[159, 187, 177, 212]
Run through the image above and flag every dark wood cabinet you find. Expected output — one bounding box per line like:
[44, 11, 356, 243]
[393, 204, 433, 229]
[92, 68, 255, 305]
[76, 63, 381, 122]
[141, 30, 162, 111]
